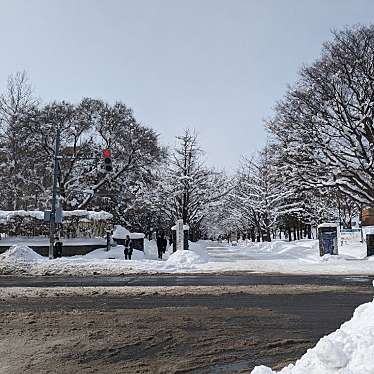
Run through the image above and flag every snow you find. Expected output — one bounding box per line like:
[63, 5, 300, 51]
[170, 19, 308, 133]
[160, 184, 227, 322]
[0, 237, 106, 246]
[1, 238, 374, 276]
[112, 225, 130, 239]
[112, 226, 145, 239]
[171, 224, 190, 230]
[0, 210, 44, 221]
[318, 222, 338, 228]
[0, 244, 43, 262]
[130, 233, 145, 239]
[251, 296, 374, 374]
[164, 248, 208, 271]
[85, 245, 145, 260]
[0, 209, 112, 222]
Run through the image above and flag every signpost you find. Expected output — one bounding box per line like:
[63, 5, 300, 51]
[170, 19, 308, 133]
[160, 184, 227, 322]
[176, 219, 184, 252]
[171, 220, 190, 252]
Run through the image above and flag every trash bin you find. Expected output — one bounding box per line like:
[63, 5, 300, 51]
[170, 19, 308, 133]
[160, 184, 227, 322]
[318, 223, 338, 256]
[367, 234, 374, 257]
[129, 233, 145, 251]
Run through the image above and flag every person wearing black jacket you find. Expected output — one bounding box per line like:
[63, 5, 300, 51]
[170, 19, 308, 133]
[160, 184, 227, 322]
[54, 237, 63, 258]
[124, 235, 133, 260]
[157, 233, 167, 259]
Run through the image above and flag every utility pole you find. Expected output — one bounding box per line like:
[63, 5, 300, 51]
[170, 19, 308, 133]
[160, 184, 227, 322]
[49, 127, 61, 260]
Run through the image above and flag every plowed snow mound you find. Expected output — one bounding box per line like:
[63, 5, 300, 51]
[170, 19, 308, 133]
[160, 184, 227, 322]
[164, 250, 208, 270]
[252, 296, 374, 374]
[0, 244, 43, 262]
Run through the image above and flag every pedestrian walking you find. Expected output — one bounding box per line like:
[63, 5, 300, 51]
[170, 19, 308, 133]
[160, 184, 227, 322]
[162, 235, 167, 254]
[157, 232, 166, 259]
[124, 235, 133, 260]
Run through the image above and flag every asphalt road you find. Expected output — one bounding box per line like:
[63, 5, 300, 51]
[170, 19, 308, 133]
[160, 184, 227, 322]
[1, 274, 373, 373]
[0, 273, 373, 288]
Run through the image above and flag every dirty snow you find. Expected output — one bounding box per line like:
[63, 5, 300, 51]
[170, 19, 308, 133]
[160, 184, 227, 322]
[251, 294, 374, 374]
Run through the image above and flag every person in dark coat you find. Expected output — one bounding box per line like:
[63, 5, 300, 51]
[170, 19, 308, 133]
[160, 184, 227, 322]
[157, 233, 166, 259]
[162, 236, 167, 253]
[124, 235, 133, 260]
[54, 237, 63, 258]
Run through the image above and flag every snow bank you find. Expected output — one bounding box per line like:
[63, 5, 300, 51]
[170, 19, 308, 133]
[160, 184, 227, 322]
[252, 296, 374, 374]
[0, 244, 43, 262]
[1, 239, 373, 276]
[143, 239, 159, 260]
[164, 247, 208, 270]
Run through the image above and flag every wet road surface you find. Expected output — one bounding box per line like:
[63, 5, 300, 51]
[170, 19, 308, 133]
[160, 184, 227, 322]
[1, 274, 373, 373]
[0, 273, 373, 288]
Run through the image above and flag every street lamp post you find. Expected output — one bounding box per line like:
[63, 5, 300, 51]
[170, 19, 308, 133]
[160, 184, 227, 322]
[49, 127, 61, 260]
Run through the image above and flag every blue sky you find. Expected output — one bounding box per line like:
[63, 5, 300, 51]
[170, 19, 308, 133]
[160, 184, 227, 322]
[1, 0, 374, 170]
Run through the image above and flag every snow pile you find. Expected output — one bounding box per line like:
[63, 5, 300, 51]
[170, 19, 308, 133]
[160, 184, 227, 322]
[143, 239, 160, 260]
[164, 248, 208, 270]
[252, 297, 374, 374]
[0, 244, 43, 262]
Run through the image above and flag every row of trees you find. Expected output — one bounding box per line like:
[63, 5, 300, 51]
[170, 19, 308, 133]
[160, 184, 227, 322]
[205, 25, 371, 241]
[1, 24, 372, 241]
[0, 73, 226, 236]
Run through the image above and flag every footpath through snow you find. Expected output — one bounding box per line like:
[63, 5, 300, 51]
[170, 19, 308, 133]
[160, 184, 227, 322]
[1, 238, 374, 276]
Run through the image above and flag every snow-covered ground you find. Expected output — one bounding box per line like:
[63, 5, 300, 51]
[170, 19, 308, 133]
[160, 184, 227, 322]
[1, 238, 374, 276]
[252, 289, 374, 374]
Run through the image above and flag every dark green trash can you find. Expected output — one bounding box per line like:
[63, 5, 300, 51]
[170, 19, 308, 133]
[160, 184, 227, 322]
[367, 234, 374, 257]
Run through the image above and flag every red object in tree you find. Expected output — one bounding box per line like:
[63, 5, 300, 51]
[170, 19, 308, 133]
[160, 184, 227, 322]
[103, 149, 111, 158]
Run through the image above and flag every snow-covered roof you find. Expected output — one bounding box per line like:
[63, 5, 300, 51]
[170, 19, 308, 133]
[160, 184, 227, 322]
[112, 225, 130, 239]
[130, 233, 145, 239]
[171, 224, 190, 230]
[318, 223, 338, 229]
[0, 210, 113, 222]
[0, 210, 44, 221]
[112, 226, 145, 240]
[63, 210, 113, 221]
